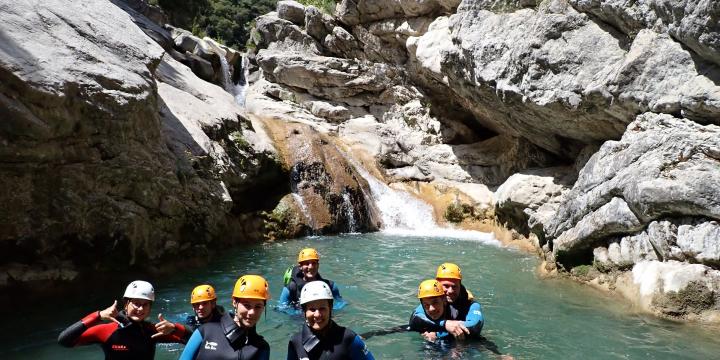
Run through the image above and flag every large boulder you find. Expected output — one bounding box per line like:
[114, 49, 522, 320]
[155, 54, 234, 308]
[545, 113, 720, 265]
[256, 50, 404, 100]
[494, 168, 572, 233]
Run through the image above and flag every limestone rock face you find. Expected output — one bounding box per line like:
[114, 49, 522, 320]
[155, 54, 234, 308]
[545, 113, 720, 264]
[262, 120, 381, 234]
[0, 0, 283, 285]
[569, 0, 720, 67]
[411, 1, 720, 156]
[257, 51, 403, 99]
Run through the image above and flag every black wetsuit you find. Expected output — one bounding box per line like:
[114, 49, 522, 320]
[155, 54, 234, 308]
[284, 265, 336, 305]
[58, 310, 186, 360]
[182, 305, 224, 342]
[287, 321, 374, 360]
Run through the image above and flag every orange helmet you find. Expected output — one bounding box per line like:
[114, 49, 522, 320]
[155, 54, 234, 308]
[436, 263, 462, 280]
[232, 275, 271, 300]
[418, 279, 445, 299]
[190, 285, 217, 304]
[297, 248, 320, 263]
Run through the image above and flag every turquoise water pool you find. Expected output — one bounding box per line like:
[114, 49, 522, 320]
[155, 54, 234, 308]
[4, 233, 719, 359]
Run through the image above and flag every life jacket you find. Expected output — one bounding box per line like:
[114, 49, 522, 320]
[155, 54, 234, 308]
[191, 312, 269, 360]
[447, 284, 475, 321]
[285, 265, 335, 305]
[289, 321, 357, 360]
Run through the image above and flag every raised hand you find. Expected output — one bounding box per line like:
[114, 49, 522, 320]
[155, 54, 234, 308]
[99, 300, 122, 325]
[151, 313, 176, 339]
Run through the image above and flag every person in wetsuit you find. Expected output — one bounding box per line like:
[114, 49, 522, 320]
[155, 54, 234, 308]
[435, 262, 484, 339]
[58, 280, 188, 359]
[182, 284, 225, 341]
[409, 279, 451, 342]
[279, 248, 342, 309]
[179, 275, 270, 360]
[287, 281, 374, 360]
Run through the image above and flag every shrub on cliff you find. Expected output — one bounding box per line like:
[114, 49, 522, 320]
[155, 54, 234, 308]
[152, 0, 276, 49]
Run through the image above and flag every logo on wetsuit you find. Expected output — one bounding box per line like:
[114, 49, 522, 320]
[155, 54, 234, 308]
[111, 344, 128, 351]
[204, 341, 218, 350]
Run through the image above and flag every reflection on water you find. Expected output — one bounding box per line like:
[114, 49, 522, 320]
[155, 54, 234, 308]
[3, 233, 720, 360]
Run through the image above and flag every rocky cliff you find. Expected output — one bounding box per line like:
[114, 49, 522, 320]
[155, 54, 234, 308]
[245, 0, 720, 322]
[0, 0, 285, 286]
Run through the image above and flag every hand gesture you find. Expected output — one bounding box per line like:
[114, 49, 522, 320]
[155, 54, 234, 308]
[421, 331, 438, 342]
[99, 300, 122, 325]
[444, 320, 470, 340]
[151, 313, 176, 339]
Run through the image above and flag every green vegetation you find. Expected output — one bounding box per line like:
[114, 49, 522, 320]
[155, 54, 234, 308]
[296, 0, 336, 14]
[444, 202, 487, 223]
[444, 203, 465, 223]
[571, 264, 592, 277]
[153, 0, 276, 49]
[152, 0, 337, 49]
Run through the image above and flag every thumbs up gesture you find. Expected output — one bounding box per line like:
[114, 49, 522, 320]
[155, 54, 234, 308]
[152, 313, 176, 338]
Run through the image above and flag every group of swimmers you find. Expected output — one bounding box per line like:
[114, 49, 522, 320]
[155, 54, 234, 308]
[58, 247, 484, 359]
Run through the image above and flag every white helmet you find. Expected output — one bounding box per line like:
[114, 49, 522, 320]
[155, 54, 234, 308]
[123, 280, 155, 301]
[299, 281, 333, 305]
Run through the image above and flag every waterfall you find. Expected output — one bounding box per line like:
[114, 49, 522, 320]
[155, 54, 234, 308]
[343, 154, 498, 243]
[234, 55, 249, 107]
[342, 191, 358, 233]
[291, 193, 314, 229]
[206, 40, 247, 107]
[217, 54, 247, 107]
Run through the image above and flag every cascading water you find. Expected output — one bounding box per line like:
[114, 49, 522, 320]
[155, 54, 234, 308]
[341, 191, 358, 233]
[290, 165, 315, 232]
[344, 153, 498, 243]
[291, 193, 314, 229]
[207, 40, 247, 107]
[234, 55, 249, 107]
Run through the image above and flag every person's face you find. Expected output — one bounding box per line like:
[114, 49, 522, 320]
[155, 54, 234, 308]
[438, 278, 461, 303]
[299, 260, 319, 280]
[304, 299, 330, 331]
[125, 298, 152, 321]
[192, 300, 216, 320]
[421, 296, 445, 320]
[233, 298, 264, 328]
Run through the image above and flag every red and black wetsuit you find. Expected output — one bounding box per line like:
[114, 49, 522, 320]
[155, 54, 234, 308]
[58, 310, 187, 360]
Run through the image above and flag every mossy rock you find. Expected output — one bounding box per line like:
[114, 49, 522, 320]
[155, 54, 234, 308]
[653, 281, 716, 317]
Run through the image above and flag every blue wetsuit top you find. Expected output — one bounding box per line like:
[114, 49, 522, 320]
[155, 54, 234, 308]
[409, 292, 484, 339]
